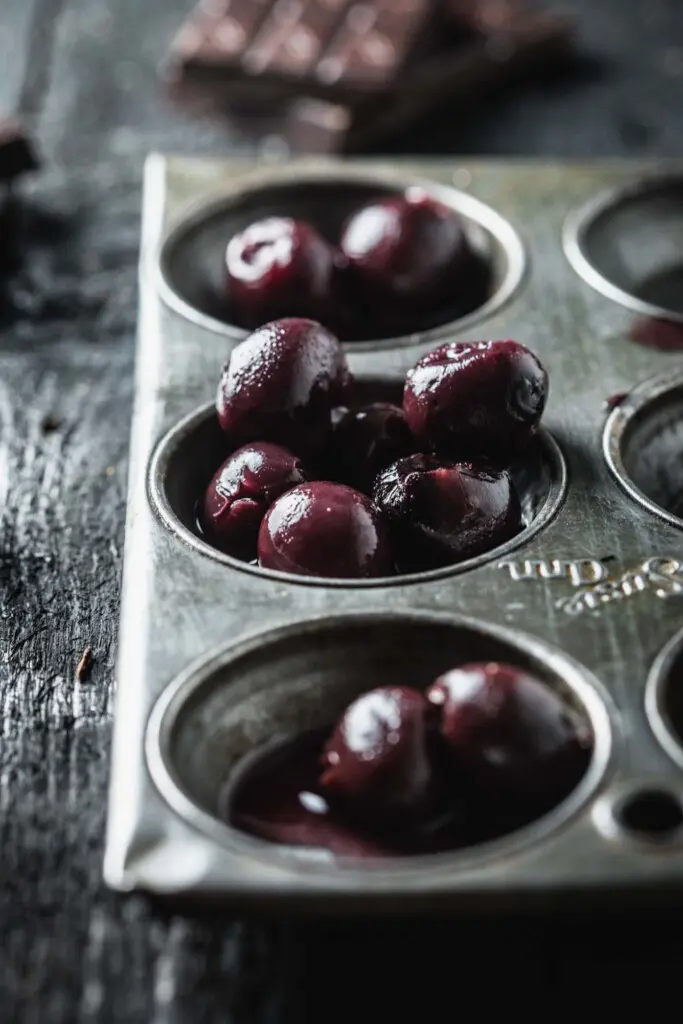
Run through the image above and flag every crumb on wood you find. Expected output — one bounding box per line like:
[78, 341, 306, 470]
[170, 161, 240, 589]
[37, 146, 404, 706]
[75, 646, 93, 683]
[40, 414, 62, 434]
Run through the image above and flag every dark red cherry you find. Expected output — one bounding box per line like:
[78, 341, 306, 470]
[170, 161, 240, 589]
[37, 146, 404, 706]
[320, 687, 435, 819]
[257, 481, 393, 579]
[373, 453, 521, 573]
[216, 318, 353, 459]
[201, 442, 309, 559]
[225, 217, 343, 330]
[427, 662, 592, 806]
[404, 340, 548, 462]
[327, 402, 416, 493]
[339, 188, 477, 315]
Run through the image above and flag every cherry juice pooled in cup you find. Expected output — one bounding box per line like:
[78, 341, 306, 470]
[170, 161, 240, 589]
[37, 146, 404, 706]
[226, 665, 593, 857]
[199, 317, 547, 578]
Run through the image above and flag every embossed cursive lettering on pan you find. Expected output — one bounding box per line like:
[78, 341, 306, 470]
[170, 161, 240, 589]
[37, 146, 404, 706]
[498, 558, 609, 587]
[498, 556, 683, 616]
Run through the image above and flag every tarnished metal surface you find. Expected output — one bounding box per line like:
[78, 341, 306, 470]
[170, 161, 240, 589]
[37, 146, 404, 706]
[105, 155, 683, 911]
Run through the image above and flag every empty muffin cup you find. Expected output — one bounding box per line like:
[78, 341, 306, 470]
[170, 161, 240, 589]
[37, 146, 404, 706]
[564, 174, 683, 322]
[646, 626, 683, 772]
[148, 378, 567, 587]
[145, 612, 612, 872]
[157, 166, 526, 349]
[603, 366, 683, 527]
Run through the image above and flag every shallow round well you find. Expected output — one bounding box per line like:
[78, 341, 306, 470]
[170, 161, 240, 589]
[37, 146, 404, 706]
[564, 174, 683, 323]
[646, 626, 683, 772]
[146, 612, 612, 874]
[158, 166, 526, 350]
[603, 366, 683, 528]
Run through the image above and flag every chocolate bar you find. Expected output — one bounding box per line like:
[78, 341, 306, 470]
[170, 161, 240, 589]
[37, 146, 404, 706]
[284, 10, 573, 153]
[0, 119, 40, 184]
[164, 0, 573, 153]
[166, 0, 442, 100]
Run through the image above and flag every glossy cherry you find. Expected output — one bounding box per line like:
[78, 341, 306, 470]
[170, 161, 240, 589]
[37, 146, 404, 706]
[257, 481, 393, 579]
[339, 188, 478, 317]
[427, 662, 592, 806]
[320, 687, 435, 819]
[373, 453, 521, 573]
[225, 217, 343, 330]
[201, 442, 309, 559]
[327, 402, 416, 493]
[216, 318, 353, 459]
[404, 340, 548, 461]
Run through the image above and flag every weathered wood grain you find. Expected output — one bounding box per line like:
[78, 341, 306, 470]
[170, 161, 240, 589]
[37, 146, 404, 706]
[1, 0, 683, 1020]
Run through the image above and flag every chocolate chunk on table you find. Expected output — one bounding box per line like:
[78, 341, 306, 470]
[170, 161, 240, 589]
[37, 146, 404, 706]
[0, 118, 40, 183]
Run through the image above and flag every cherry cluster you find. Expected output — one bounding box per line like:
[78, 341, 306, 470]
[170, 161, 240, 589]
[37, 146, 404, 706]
[224, 188, 488, 340]
[199, 317, 548, 579]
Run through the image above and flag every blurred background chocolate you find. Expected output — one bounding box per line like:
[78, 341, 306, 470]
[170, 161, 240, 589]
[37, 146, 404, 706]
[0, 118, 41, 279]
[0, 118, 40, 185]
[163, 0, 575, 153]
[165, 0, 443, 99]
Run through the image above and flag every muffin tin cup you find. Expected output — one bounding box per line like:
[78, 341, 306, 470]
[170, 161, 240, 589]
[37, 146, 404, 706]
[157, 163, 528, 352]
[603, 365, 683, 528]
[146, 611, 614, 882]
[563, 173, 683, 324]
[106, 155, 683, 911]
[646, 626, 683, 773]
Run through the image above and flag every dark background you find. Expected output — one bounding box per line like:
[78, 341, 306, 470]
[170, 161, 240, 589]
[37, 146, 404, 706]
[1, 1, 683, 1021]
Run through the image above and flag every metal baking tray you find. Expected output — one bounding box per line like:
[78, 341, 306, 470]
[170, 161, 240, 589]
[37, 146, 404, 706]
[104, 154, 683, 912]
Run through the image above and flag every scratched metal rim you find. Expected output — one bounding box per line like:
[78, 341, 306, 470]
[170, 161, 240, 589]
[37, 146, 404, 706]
[645, 626, 683, 772]
[563, 173, 683, 324]
[602, 366, 683, 529]
[147, 397, 567, 589]
[156, 162, 528, 353]
[145, 610, 615, 885]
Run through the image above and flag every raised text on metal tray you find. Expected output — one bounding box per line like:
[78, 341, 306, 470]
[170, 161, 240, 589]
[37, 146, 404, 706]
[497, 556, 683, 616]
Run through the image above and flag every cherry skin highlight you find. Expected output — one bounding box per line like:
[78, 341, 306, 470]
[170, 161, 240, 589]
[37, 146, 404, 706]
[320, 686, 435, 820]
[339, 188, 478, 320]
[404, 340, 548, 462]
[427, 662, 592, 807]
[257, 481, 393, 579]
[225, 217, 344, 330]
[373, 453, 522, 573]
[201, 442, 309, 559]
[216, 318, 353, 459]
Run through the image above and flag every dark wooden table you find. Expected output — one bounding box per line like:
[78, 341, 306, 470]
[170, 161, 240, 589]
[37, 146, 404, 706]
[2, 1, 683, 1020]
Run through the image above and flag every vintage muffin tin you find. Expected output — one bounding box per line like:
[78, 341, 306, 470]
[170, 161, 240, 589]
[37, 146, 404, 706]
[105, 155, 683, 912]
